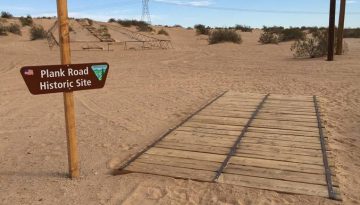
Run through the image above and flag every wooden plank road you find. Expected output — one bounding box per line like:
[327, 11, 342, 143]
[116, 91, 341, 200]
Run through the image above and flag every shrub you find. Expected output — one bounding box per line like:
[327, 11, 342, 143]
[85, 18, 93, 26]
[209, 29, 242, 44]
[259, 31, 280, 44]
[0, 24, 7, 36]
[263, 26, 284, 34]
[136, 22, 154, 32]
[97, 25, 111, 38]
[234, 24, 253, 32]
[19, 15, 33, 26]
[116, 19, 153, 32]
[30, 25, 47, 40]
[344, 28, 360, 38]
[173, 24, 182, 28]
[108, 18, 116, 23]
[194, 24, 210, 35]
[281, 28, 305, 41]
[157, 28, 169, 36]
[1, 11, 13, 18]
[261, 26, 305, 42]
[291, 30, 328, 58]
[7, 23, 21, 35]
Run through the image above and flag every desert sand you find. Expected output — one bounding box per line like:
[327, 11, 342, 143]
[0, 18, 359, 205]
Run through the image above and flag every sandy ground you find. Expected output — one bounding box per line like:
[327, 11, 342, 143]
[0, 19, 359, 205]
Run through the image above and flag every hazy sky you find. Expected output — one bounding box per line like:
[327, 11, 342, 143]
[1, 0, 360, 28]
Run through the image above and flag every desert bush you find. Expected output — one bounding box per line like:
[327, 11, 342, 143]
[261, 26, 305, 42]
[281, 27, 305, 41]
[30, 25, 47, 40]
[7, 23, 21, 35]
[259, 31, 280, 44]
[86, 18, 93, 26]
[209, 29, 242, 44]
[263, 26, 284, 34]
[97, 25, 111, 38]
[1, 11, 13, 18]
[344, 28, 360, 38]
[19, 15, 33, 26]
[108, 18, 116, 23]
[194, 24, 210, 35]
[136, 22, 154, 32]
[157, 28, 169, 36]
[116, 19, 153, 32]
[234, 24, 253, 32]
[291, 30, 328, 58]
[0, 24, 7, 36]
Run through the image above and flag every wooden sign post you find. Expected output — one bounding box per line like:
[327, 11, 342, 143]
[327, 0, 336, 61]
[336, 0, 347, 55]
[57, 0, 79, 179]
[20, 1, 109, 179]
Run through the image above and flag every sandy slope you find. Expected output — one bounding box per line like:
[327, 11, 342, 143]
[0, 21, 359, 205]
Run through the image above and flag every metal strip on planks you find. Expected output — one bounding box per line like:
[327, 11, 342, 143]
[313, 95, 336, 199]
[213, 94, 270, 181]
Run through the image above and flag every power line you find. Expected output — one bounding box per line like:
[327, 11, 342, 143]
[153, 1, 360, 15]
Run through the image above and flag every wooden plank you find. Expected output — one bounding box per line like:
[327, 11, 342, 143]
[190, 115, 249, 127]
[171, 130, 238, 139]
[146, 147, 226, 162]
[248, 127, 319, 137]
[260, 106, 315, 113]
[177, 127, 241, 136]
[259, 109, 316, 116]
[229, 157, 324, 174]
[137, 154, 221, 171]
[183, 121, 244, 131]
[164, 133, 236, 146]
[207, 106, 256, 113]
[252, 119, 318, 128]
[238, 144, 322, 157]
[202, 108, 253, 115]
[250, 122, 319, 133]
[223, 165, 326, 185]
[214, 100, 314, 109]
[241, 137, 321, 149]
[224, 92, 266, 98]
[234, 150, 323, 165]
[257, 112, 317, 120]
[124, 162, 215, 181]
[268, 94, 314, 101]
[161, 136, 234, 148]
[198, 110, 252, 120]
[218, 173, 329, 198]
[156, 141, 230, 155]
[244, 132, 321, 143]
[199, 110, 317, 123]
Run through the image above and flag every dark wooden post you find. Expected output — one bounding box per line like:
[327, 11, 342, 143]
[328, 0, 336, 61]
[336, 0, 346, 55]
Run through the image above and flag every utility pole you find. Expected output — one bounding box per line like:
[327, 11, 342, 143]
[328, 0, 336, 61]
[56, 0, 80, 179]
[336, 0, 346, 55]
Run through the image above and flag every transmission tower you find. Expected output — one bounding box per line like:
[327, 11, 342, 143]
[141, 0, 151, 24]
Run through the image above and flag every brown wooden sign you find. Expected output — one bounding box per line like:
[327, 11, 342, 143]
[20, 62, 109, 95]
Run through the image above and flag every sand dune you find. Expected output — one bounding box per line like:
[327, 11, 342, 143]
[0, 19, 359, 205]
